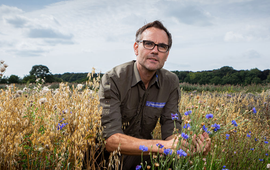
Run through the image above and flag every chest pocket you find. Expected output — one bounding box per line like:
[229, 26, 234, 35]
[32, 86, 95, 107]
[142, 105, 164, 138]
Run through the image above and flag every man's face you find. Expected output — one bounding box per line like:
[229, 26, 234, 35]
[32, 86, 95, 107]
[134, 27, 170, 73]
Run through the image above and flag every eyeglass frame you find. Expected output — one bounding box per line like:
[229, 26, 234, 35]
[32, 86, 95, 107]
[137, 40, 170, 53]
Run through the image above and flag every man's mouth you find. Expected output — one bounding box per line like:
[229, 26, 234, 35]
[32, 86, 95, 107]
[148, 58, 158, 62]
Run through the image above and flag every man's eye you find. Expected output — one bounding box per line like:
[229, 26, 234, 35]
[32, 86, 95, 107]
[145, 41, 154, 46]
[159, 44, 167, 49]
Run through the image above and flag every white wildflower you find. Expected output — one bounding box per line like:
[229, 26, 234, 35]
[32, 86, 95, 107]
[23, 87, 28, 92]
[0, 60, 4, 64]
[267, 164, 270, 169]
[77, 84, 83, 90]
[42, 86, 50, 94]
[36, 78, 40, 82]
[16, 90, 23, 96]
[39, 98, 47, 105]
[3, 63, 8, 68]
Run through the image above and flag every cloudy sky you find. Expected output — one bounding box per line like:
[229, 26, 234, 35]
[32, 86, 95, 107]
[1, 0, 270, 78]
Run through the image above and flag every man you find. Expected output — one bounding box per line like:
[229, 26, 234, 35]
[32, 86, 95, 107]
[99, 20, 211, 169]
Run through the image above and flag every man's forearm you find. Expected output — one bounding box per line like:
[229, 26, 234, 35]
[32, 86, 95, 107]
[105, 133, 172, 155]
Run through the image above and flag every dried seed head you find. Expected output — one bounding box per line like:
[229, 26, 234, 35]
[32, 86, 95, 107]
[0, 66, 6, 72]
[154, 163, 159, 167]
[16, 90, 23, 96]
[39, 98, 47, 105]
[77, 84, 83, 90]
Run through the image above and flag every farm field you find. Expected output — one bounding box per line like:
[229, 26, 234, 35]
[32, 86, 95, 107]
[0, 76, 270, 170]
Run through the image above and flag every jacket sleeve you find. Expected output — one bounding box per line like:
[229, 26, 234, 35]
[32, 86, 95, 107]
[99, 73, 124, 140]
[160, 74, 182, 140]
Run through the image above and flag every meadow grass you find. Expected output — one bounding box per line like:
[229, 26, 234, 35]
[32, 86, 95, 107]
[0, 75, 269, 169]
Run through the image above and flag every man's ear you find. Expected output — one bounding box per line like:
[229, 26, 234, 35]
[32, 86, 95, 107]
[133, 42, 138, 56]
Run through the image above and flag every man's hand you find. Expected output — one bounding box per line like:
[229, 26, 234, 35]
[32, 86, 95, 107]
[192, 132, 211, 155]
[165, 132, 211, 156]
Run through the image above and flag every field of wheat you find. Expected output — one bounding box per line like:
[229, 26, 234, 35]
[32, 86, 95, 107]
[0, 74, 269, 169]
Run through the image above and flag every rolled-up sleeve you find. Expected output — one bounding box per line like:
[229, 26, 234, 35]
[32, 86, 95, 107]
[99, 73, 124, 140]
[160, 76, 182, 140]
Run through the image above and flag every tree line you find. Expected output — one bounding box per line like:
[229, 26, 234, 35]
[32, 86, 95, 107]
[0, 65, 269, 85]
[172, 66, 270, 85]
[0, 65, 99, 84]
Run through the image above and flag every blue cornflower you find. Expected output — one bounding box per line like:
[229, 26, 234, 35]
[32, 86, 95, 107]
[259, 159, 263, 161]
[202, 125, 211, 134]
[183, 123, 191, 129]
[184, 110, 192, 116]
[265, 141, 269, 144]
[163, 148, 172, 155]
[177, 149, 187, 157]
[202, 125, 208, 132]
[181, 132, 189, 139]
[205, 114, 213, 119]
[136, 165, 142, 170]
[222, 165, 229, 170]
[247, 134, 251, 138]
[250, 148, 254, 151]
[226, 134, 230, 140]
[139, 145, 148, 152]
[255, 138, 258, 142]
[171, 113, 179, 120]
[266, 153, 268, 156]
[211, 123, 221, 132]
[252, 107, 257, 113]
[156, 143, 164, 149]
[57, 122, 68, 130]
[231, 120, 238, 127]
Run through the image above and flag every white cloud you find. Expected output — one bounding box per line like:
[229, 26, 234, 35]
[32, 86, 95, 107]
[0, 5, 24, 16]
[224, 31, 245, 42]
[4, 15, 29, 28]
[26, 27, 73, 39]
[243, 50, 261, 59]
[0, 0, 270, 78]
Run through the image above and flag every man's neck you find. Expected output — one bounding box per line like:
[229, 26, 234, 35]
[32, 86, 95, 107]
[136, 63, 156, 89]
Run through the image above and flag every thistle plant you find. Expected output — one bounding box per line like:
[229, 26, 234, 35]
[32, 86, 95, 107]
[0, 60, 8, 78]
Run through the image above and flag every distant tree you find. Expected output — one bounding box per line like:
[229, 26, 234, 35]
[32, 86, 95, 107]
[251, 77, 262, 84]
[30, 65, 51, 78]
[210, 76, 222, 85]
[0, 76, 8, 84]
[266, 74, 270, 83]
[29, 65, 55, 83]
[22, 75, 36, 84]
[8, 75, 20, 83]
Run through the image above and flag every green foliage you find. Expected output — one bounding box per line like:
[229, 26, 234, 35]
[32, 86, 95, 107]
[22, 75, 36, 84]
[179, 82, 270, 93]
[8, 75, 21, 83]
[54, 72, 101, 83]
[29, 65, 51, 78]
[172, 67, 270, 86]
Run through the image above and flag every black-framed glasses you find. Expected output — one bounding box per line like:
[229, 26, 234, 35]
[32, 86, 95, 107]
[137, 40, 169, 53]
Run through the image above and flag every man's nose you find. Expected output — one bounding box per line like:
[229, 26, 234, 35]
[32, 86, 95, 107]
[151, 45, 159, 53]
